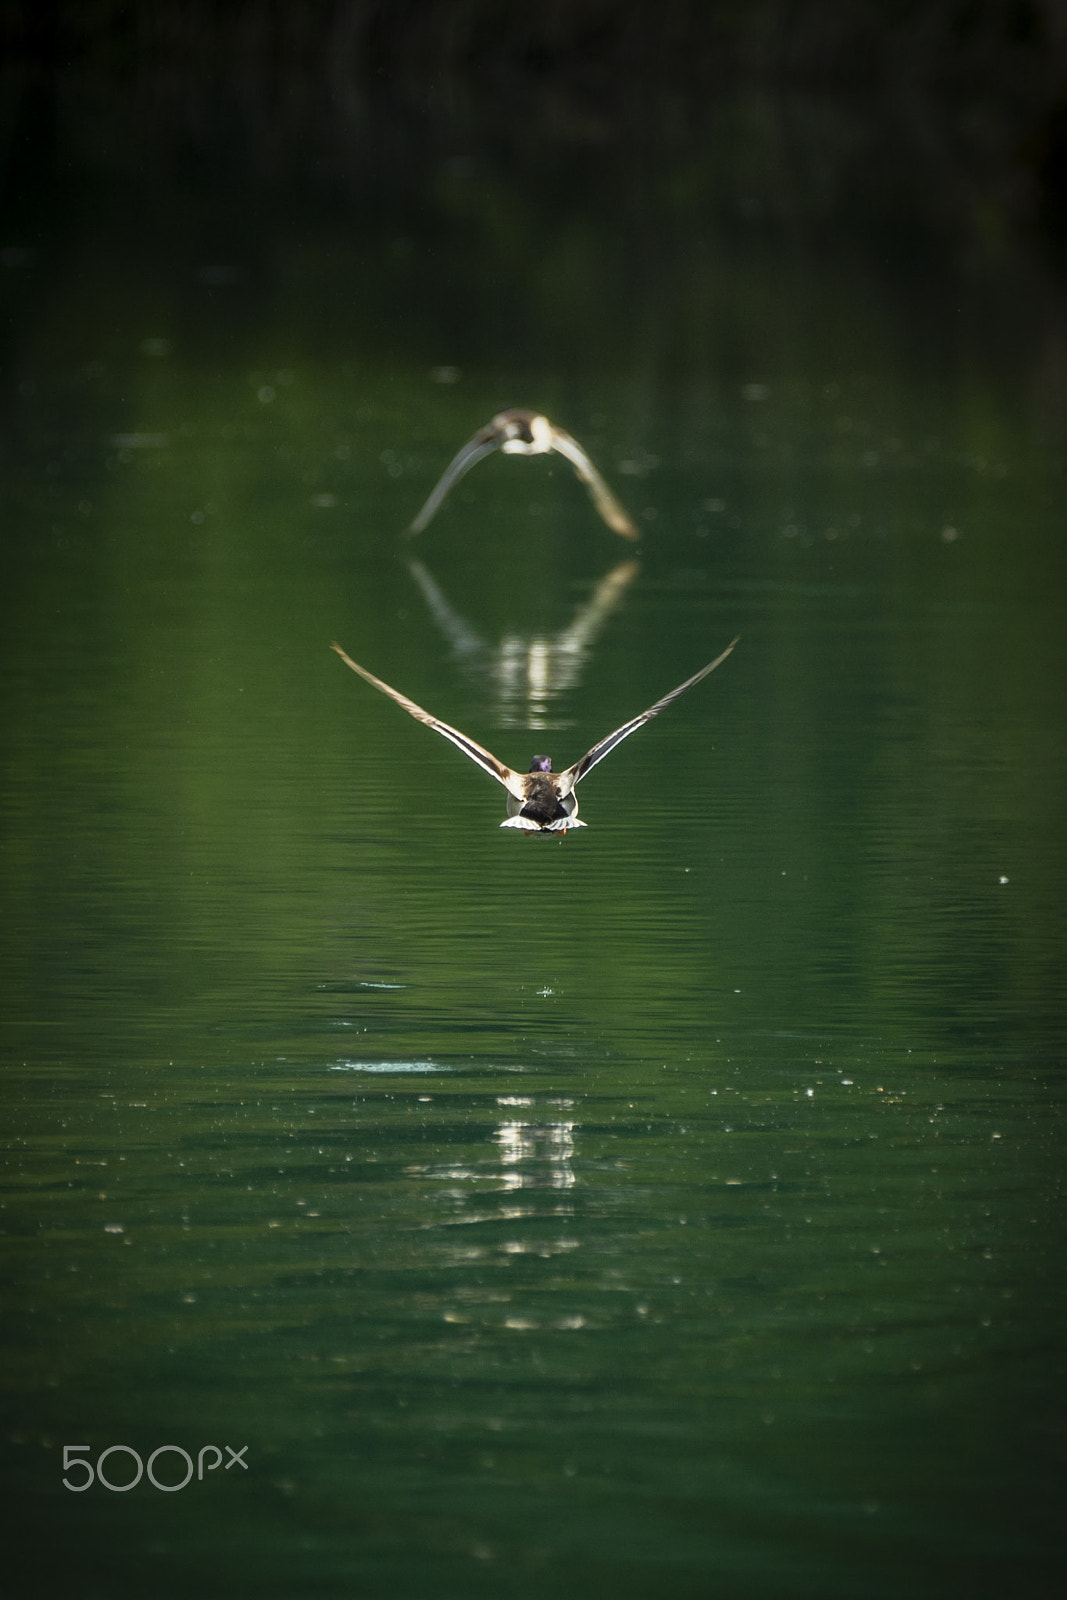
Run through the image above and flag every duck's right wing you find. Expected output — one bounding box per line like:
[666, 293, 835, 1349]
[331, 643, 523, 796]
[407, 428, 501, 535]
[548, 426, 638, 539]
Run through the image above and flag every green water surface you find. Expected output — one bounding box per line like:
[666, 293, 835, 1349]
[1, 77, 1064, 1600]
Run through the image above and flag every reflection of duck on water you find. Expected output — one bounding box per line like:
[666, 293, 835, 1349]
[406, 555, 640, 730]
[407, 408, 638, 539]
[330, 637, 738, 834]
[495, 1118, 576, 1190]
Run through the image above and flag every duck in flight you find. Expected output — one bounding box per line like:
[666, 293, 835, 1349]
[331, 637, 738, 832]
[407, 407, 638, 539]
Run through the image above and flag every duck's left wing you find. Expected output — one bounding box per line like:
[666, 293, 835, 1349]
[548, 426, 638, 540]
[331, 643, 521, 795]
[408, 428, 501, 535]
[560, 637, 739, 789]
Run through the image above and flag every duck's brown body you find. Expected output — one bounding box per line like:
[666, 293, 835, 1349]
[504, 769, 582, 833]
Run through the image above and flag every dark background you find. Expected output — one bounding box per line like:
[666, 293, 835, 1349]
[3, 1, 1066, 259]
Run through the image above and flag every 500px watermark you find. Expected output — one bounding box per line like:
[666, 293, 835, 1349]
[62, 1444, 248, 1492]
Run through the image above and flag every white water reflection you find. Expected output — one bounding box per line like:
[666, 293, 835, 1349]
[329, 1059, 447, 1074]
[494, 1114, 576, 1190]
[407, 556, 639, 729]
[405, 1098, 580, 1197]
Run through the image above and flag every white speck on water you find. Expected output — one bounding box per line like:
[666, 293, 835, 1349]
[998, 875, 1009, 885]
[330, 1060, 446, 1074]
[805, 1088, 815, 1098]
[109, 432, 167, 449]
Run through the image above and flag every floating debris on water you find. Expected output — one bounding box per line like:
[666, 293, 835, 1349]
[108, 433, 168, 449]
[329, 1059, 446, 1074]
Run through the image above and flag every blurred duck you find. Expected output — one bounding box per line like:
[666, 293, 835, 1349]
[331, 637, 738, 833]
[408, 407, 638, 539]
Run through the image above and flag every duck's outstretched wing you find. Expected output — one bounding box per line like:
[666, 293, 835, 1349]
[559, 637, 739, 790]
[548, 426, 638, 540]
[408, 427, 500, 535]
[331, 643, 522, 795]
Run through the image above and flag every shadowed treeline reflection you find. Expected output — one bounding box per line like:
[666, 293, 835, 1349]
[3, 2, 1067, 331]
